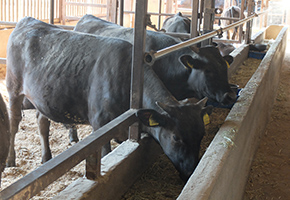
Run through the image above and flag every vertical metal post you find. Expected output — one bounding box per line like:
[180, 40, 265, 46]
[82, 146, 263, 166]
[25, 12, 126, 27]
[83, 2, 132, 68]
[202, 0, 214, 46]
[119, 0, 124, 25]
[190, 0, 199, 38]
[245, 0, 254, 43]
[50, 0, 54, 24]
[199, 0, 204, 34]
[158, 0, 162, 30]
[129, 0, 148, 141]
[239, 0, 246, 42]
[111, 0, 118, 23]
[264, 0, 269, 27]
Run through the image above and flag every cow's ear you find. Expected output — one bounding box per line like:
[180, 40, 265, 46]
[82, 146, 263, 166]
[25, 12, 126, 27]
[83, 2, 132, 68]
[179, 55, 203, 70]
[136, 109, 166, 127]
[223, 55, 234, 65]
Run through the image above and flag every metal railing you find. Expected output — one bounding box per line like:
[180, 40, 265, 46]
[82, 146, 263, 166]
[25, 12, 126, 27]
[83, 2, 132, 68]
[144, 12, 262, 65]
[0, 109, 138, 199]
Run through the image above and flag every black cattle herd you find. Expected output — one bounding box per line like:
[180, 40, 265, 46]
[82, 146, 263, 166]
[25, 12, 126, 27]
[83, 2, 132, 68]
[0, 8, 240, 187]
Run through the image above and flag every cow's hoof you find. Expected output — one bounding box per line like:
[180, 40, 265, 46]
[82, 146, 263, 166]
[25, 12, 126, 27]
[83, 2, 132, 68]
[69, 138, 79, 144]
[69, 141, 77, 146]
[41, 154, 52, 164]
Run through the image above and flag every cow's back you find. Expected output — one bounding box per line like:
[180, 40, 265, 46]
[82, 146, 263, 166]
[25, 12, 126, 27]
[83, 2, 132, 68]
[7, 17, 133, 126]
[74, 14, 181, 52]
[162, 12, 191, 33]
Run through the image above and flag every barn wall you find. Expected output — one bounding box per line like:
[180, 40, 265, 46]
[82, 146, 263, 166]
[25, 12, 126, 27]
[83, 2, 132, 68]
[177, 25, 288, 200]
[0, 29, 12, 79]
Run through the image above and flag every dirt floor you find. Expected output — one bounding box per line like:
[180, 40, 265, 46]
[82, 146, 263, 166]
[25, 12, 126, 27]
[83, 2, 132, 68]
[243, 41, 290, 199]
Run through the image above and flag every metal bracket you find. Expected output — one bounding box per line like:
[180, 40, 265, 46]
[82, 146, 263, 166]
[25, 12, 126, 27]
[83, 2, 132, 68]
[216, 28, 223, 38]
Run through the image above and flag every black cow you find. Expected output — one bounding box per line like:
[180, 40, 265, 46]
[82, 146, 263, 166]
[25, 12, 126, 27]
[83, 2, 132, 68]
[0, 94, 9, 187]
[6, 17, 212, 181]
[74, 15, 236, 104]
[161, 13, 236, 55]
[162, 12, 191, 34]
[222, 6, 245, 40]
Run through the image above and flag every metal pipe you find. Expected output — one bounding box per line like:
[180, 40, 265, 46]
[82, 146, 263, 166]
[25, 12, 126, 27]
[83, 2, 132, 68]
[0, 58, 6, 65]
[49, 0, 54, 24]
[0, 21, 74, 30]
[144, 13, 259, 66]
[119, 0, 124, 26]
[158, 0, 162, 30]
[129, 0, 148, 141]
[0, 21, 17, 26]
[216, 16, 241, 21]
[124, 10, 193, 18]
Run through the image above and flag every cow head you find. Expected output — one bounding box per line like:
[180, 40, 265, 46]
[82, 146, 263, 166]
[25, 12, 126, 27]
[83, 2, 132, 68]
[137, 98, 212, 181]
[180, 46, 236, 105]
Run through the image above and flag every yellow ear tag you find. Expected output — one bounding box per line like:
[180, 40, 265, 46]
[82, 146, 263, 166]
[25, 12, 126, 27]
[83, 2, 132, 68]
[226, 61, 230, 69]
[149, 115, 159, 126]
[186, 61, 194, 69]
[203, 113, 210, 125]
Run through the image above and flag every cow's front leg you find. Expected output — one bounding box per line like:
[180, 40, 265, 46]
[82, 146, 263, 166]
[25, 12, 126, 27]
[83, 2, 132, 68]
[36, 111, 52, 163]
[7, 95, 24, 167]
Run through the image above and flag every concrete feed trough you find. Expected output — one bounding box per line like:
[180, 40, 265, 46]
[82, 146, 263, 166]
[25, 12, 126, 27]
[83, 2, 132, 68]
[178, 25, 288, 200]
[54, 25, 287, 200]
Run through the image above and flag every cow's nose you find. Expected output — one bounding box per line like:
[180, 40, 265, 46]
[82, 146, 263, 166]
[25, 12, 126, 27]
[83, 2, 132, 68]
[221, 91, 237, 105]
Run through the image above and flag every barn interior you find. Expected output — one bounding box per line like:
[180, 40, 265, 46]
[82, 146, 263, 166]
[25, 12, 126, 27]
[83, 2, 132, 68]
[0, 0, 290, 199]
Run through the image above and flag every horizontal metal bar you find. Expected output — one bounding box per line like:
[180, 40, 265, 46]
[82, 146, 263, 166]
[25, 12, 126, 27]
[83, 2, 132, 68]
[65, 2, 107, 7]
[0, 21, 74, 30]
[124, 10, 193, 18]
[212, 38, 240, 44]
[164, 32, 191, 39]
[0, 58, 6, 65]
[215, 16, 240, 21]
[0, 109, 138, 200]
[0, 21, 17, 26]
[144, 13, 258, 65]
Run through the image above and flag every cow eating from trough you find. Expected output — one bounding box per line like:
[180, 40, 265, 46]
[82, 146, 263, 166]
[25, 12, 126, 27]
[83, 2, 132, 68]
[6, 17, 212, 181]
[74, 15, 236, 103]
